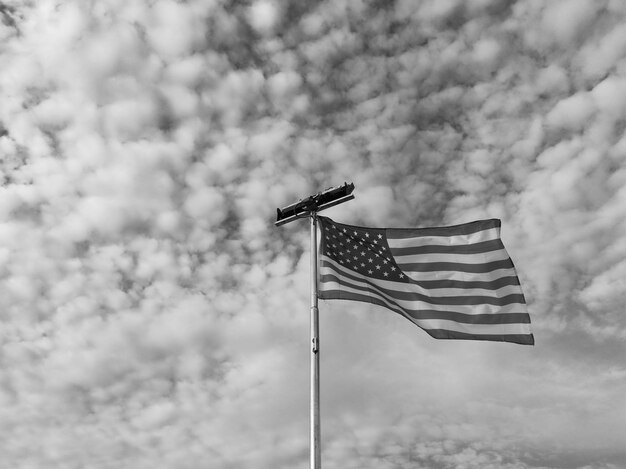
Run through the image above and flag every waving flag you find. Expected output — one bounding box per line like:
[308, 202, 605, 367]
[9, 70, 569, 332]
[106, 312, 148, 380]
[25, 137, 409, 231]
[318, 216, 534, 345]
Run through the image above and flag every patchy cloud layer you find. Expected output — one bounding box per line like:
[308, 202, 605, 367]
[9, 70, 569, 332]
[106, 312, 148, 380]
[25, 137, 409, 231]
[1, 0, 626, 467]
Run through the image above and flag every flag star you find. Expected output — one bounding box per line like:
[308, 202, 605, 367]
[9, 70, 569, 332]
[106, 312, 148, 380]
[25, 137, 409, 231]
[377, 234, 383, 239]
[391, 266, 396, 271]
[360, 263, 365, 267]
[368, 258, 373, 263]
[383, 259, 388, 264]
[353, 231, 358, 236]
[373, 239, 378, 244]
[368, 270, 373, 274]
[365, 233, 369, 238]
[353, 256, 358, 260]
[383, 272, 389, 277]
[343, 228, 347, 233]
[332, 244, 336, 248]
[375, 265, 381, 270]
[399, 273, 404, 278]
[375, 253, 380, 257]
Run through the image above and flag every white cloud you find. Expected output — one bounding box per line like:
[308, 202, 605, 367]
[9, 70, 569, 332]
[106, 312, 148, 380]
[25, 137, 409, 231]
[581, 23, 626, 81]
[248, 0, 280, 36]
[546, 92, 596, 131]
[212, 69, 265, 127]
[144, 0, 202, 59]
[472, 37, 501, 70]
[183, 186, 226, 227]
[590, 76, 626, 120]
[535, 64, 569, 97]
[2, 0, 626, 467]
[542, 0, 600, 46]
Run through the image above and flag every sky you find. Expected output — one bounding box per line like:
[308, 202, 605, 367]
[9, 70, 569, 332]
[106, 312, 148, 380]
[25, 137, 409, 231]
[1, 0, 625, 468]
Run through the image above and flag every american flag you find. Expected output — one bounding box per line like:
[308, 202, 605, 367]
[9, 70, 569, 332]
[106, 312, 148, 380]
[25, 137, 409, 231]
[318, 216, 534, 345]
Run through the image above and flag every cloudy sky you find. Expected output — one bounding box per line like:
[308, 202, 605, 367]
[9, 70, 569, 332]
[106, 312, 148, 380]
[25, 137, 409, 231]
[1, 0, 626, 467]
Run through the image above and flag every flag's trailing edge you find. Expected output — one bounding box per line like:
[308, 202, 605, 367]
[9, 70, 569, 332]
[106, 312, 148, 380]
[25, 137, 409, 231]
[317, 216, 534, 345]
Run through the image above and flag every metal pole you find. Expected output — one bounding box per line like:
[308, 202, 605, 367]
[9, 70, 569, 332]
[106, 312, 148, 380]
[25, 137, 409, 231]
[310, 213, 321, 469]
[274, 183, 354, 468]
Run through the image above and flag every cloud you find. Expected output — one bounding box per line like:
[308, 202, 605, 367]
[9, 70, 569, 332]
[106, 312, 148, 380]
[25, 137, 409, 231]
[1, 0, 626, 467]
[546, 91, 596, 131]
[144, 0, 203, 59]
[248, 0, 281, 36]
[580, 21, 626, 82]
[542, 0, 601, 47]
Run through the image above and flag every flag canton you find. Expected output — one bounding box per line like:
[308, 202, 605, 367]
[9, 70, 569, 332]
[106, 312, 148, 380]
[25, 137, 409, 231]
[320, 219, 409, 283]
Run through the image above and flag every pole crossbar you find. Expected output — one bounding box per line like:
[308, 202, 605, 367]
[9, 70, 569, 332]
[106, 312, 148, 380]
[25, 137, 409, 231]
[275, 182, 356, 469]
[275, 182, 355, 226]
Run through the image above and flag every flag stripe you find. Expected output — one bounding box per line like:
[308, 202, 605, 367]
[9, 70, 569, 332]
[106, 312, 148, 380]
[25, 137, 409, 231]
[387, 227, 501, 248]
[397, 258, 514, 273]
[397, 266, 520, 284]
[387, 218, 501, 238]
[389, 239, 505, 256]
[427, 329, 534, 345]
[416, 318, 531, 335]
[408, 281, 522, 298]
[393, 248, 511, 265]
[416, 276, 521, 290]
[419, 284, 523, 298]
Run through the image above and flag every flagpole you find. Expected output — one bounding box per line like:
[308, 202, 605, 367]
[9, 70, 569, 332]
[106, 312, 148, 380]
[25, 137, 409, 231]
[310, 212, 321, 469]
[274, 182, 355, 469]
